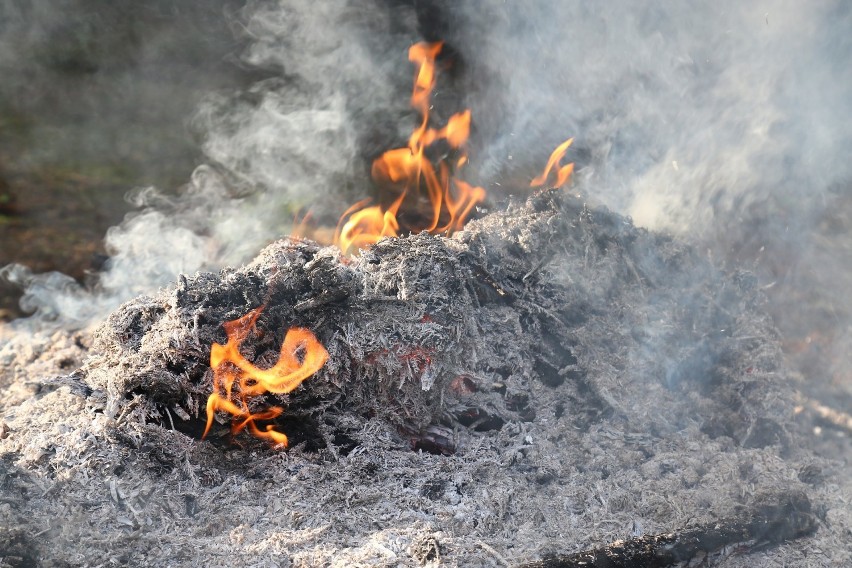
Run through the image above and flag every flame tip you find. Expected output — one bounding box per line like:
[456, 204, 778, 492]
[530, 138, 576, 189]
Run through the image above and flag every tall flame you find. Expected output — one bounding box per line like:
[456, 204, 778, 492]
[334, 41, 486, 254]
[203, 307, 329, 446]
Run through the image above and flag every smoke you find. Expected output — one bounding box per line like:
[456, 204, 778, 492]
[433, 0, 852, 396]
[1, 0, 419, 329]
[3, 0, 852, 398]
[196, 0, 419, 206]
[428, 2, 851, 233]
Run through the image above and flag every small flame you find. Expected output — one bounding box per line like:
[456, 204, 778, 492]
[203, 307, 329, 446]
[530, 138, 575, 188]
[334, 41, 486, 254]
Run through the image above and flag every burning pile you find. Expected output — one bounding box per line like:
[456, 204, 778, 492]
[204, 42, 576, 447]
[64, 187, 823, 565]
[84, 184, 797, 455]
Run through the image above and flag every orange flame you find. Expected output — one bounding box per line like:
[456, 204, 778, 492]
[530, 138, 575, 188]
[203, 307, 329, 446]
[334, 42, 486, 254]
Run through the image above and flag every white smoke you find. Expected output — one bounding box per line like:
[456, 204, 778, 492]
[434, 1, 851, 239]
[3, 0, 852, 391]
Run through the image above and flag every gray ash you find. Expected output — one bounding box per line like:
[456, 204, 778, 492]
[2, 190, 837, 566]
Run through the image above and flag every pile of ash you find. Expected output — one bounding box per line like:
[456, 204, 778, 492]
[0, 190, 847, 566]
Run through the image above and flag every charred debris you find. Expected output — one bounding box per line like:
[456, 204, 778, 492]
[83, 189, 791, 454]
[5, 189, 827, 566]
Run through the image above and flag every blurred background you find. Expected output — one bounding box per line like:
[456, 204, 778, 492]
[0, 0, 256, 318]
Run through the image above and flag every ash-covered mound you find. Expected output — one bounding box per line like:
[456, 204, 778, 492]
[2, 190, 840, 566]
[83, 189, 793, 454]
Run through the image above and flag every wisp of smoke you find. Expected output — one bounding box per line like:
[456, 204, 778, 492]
[1, 0, 418, 330]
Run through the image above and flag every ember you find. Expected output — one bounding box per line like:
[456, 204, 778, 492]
[203, 306, 328, 446]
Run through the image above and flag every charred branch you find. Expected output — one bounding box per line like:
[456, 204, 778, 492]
[517, 492, 817, 568]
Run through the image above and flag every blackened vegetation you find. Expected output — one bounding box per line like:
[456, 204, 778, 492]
[81, 189, 794, 453]
[517, 492, 816, 568]
[81, 190, 617, 447]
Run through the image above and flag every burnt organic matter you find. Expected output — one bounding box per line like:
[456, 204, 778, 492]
[0, 190, 843, 566]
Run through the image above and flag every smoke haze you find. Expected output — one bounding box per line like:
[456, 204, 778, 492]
[2, 0, 851, 397]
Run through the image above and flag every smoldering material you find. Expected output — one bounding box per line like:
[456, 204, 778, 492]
[84, 192, 786, 445]
[3, 192, 842, 565]
[84, 190, 795, 449]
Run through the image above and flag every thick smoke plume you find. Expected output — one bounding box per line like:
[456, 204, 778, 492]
[3, 0, 852, 396]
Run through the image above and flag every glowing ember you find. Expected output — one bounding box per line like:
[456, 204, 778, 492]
[334, 41, 486, 254]
[203, 307, 329, 446]
[530, 138, 575, 188]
